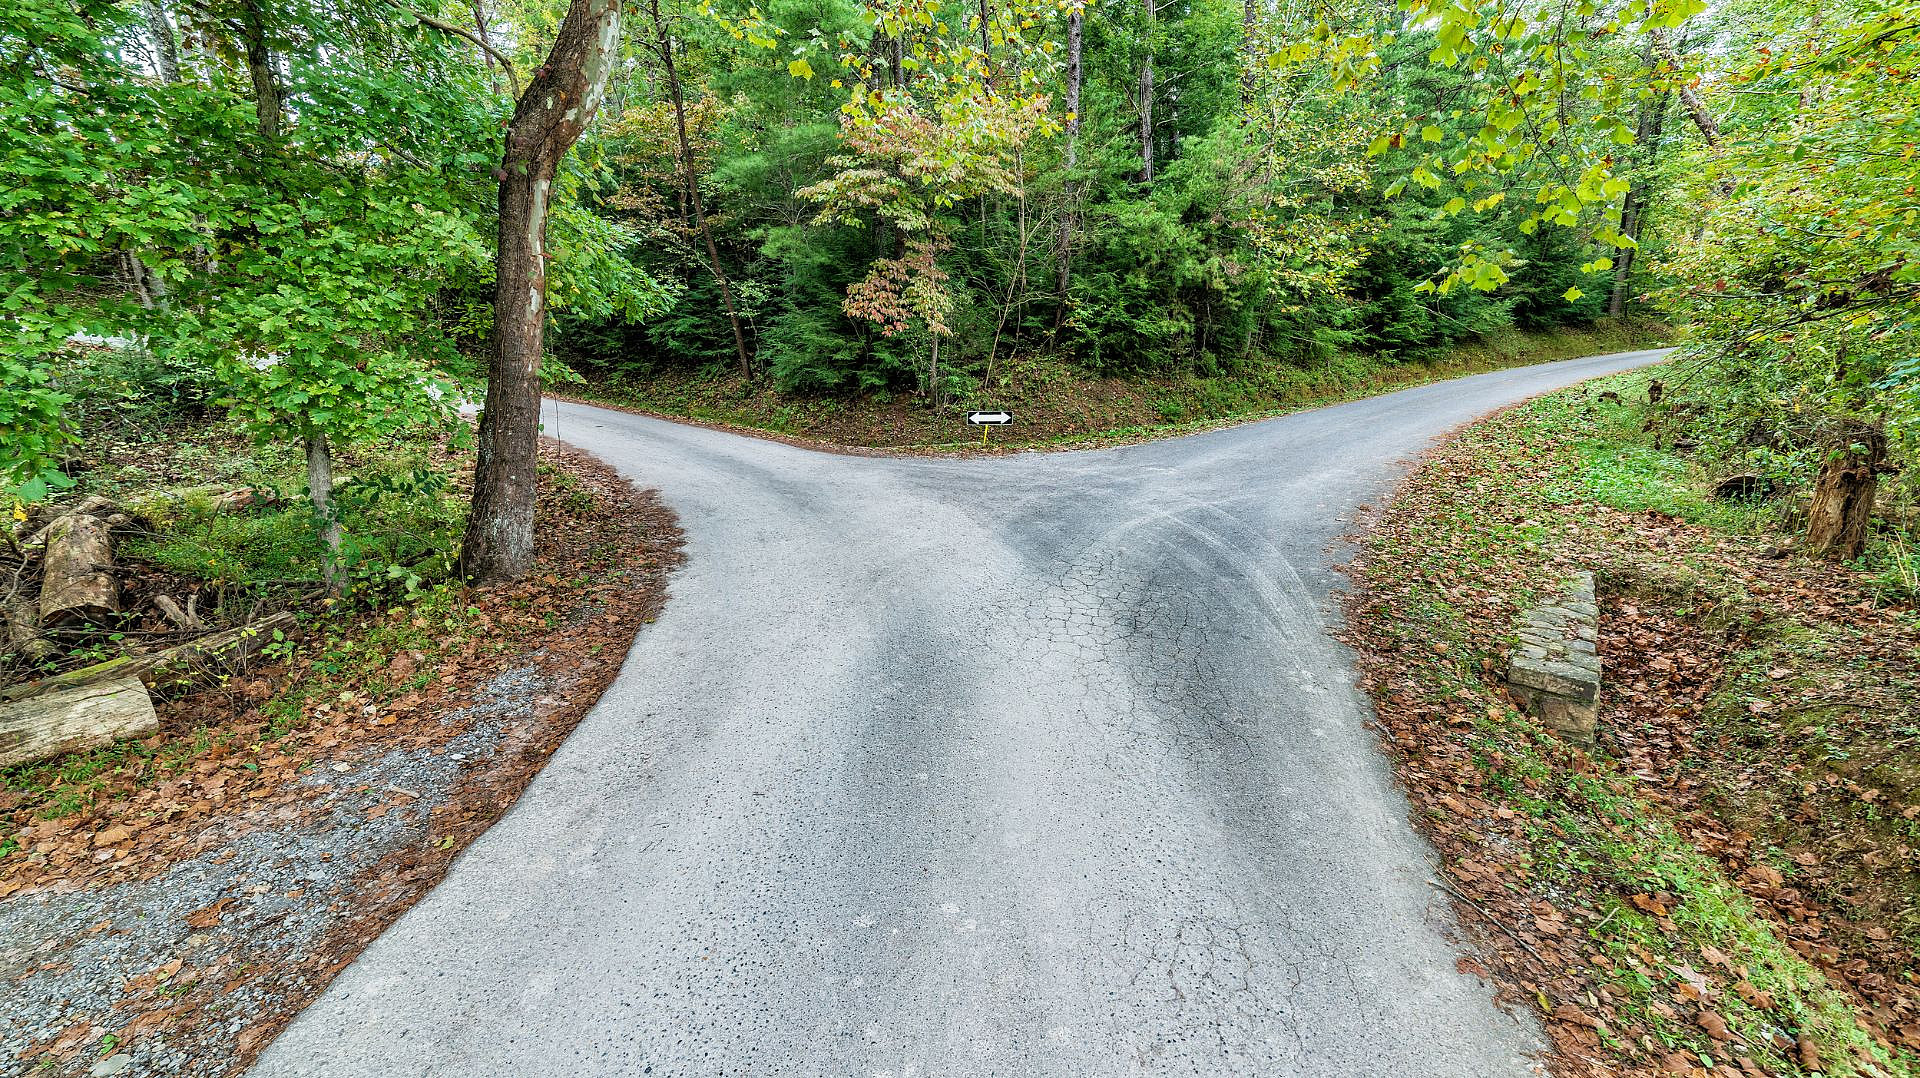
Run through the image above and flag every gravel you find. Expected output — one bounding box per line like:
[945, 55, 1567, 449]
[2, 667, 548, 1078]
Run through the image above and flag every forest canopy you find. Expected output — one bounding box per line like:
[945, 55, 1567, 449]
[4, 0, 1919, 560]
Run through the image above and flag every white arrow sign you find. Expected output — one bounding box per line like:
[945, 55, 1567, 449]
[966, 411, 1012, 425]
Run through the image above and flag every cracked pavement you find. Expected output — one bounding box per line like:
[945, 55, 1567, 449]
[251, 349, 1668, 1077]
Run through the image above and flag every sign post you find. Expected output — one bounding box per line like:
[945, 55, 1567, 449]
[966, 410, 1012, 444]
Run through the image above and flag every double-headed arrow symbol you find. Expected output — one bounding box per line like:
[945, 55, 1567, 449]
[966, 411, 1012, 425]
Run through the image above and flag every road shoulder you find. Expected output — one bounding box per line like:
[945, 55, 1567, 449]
[1342, 370, 1919, 1077]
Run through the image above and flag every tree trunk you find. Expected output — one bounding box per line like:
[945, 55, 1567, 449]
[141, 0, 182, 83]
[1056, 7, 1082, 308]
[462, 0, 624, 584]
[1239, 0, 1256, 107]
[1608, 184, 1641, 318]
[1138, 12, 1154, 185]
[975, 0, 997, 86]
[1610, 63, 1670, 316]
[928, 333, 941, 406]
[647, 0, 752, 378]
[238, 0, 281, 139]
[126, 251, 166, 308]
[1806, 423, 1886, 560]
[305, 430, 343, 594]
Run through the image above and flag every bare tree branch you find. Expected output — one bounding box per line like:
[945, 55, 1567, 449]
[407, 7, 522, 97]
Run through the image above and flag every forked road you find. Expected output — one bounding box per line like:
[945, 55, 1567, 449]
[254, 349, 1668, 1077]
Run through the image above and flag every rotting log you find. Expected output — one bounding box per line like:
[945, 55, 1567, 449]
[1, 611, 297, 703]
[38, 515, 120, 626]
[3, 595, 57, 665]
[0, 678, 158, 768]
[20, 495, 117, 548]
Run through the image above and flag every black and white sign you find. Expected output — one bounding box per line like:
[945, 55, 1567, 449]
[966, 411, 1012, 426]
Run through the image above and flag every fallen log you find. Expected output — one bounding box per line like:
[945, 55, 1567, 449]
[19, 495, 118, 549]
[1, 611, 297, 703]
[3, 595, 57, 666]
[0, 678, 157, 768]
[38, 514, 120, 626]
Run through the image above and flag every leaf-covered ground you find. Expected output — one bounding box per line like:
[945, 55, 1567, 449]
[1, 443, 681, 1077]
[1345, 371, 1920, 1078]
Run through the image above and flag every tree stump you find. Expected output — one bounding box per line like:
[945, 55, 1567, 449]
[1806, 423, 1888, 560]
[38, 514, 121, 626]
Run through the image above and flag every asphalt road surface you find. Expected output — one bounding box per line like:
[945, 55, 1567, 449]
[253, 349, 1669, 1078]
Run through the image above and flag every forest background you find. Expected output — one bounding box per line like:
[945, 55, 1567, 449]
[5, 0, 1918, 569]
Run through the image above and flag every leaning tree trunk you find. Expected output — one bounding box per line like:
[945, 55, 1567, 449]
[647, 0, 751, 378]
[1138, 10, 1154, 185]
[461, 0, 624, 584]
[1055, 6, 1082, 313]
[1650, 28, 1718, 148]
[1806, 422, 1887, 560]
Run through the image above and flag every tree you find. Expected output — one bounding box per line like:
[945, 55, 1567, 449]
[1657, 0, 1920, 558]
[797, 0, 1061, 402]
[642, 0, 754, 376]
[460, 0, 627, 583]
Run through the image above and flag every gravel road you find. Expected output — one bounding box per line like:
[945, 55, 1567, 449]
[251, 349, 1669, 1077]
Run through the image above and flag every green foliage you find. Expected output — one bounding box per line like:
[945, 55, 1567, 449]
[1657, 0, 1920, 498]
[0, 0, 233, 495]
[120, 455, 465, 609]
[547, 0, 1624, 404]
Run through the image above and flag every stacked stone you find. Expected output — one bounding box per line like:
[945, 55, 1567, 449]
[1504, 571, 1603, 741]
